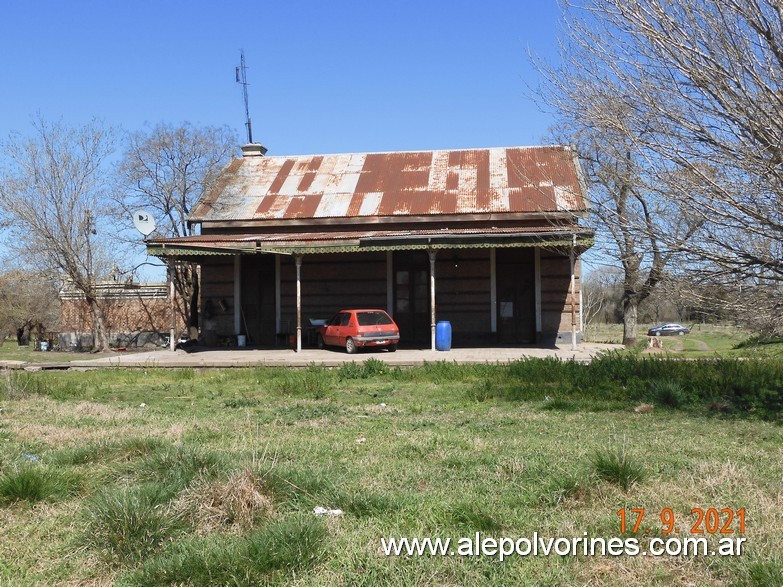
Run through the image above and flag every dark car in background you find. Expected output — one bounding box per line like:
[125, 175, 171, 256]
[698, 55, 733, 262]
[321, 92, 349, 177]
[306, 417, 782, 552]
[317, 309, 400, 354]
[647, 323, 690, 336]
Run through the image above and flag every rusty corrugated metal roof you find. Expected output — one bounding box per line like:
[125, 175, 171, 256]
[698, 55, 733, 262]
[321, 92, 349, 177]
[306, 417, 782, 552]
[190, 146, 587, 223]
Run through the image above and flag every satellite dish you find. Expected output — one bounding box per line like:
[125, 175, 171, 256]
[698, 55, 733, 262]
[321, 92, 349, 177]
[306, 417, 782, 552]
[132, 210, 156, 237]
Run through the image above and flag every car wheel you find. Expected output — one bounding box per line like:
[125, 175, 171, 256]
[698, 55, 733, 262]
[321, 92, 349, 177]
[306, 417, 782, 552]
[345, 337, 358, 354]
[678, 331, 685, 336]
[653, 331, 661, 336]
[317, 334, 325, 349]
[387, 343, 397, 352]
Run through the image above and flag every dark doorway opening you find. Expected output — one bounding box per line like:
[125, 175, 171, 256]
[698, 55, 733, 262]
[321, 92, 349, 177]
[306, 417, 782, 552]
[393, 251, 430, 347]
[496, 248, 536, 344]
[241, 255, 276, 345]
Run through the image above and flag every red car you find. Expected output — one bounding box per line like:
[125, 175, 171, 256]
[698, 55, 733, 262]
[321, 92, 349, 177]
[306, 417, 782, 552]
[317, 309, 400, 354]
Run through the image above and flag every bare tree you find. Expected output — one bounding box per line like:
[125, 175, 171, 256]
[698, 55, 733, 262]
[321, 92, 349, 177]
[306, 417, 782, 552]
[533, 22, 700, 346]
[117, 122, 237, 337]
[581, 265, 623, 328]
[0, 269, 60, 345]
[0, 117, 115, 351]
[547, 0, 783, 335]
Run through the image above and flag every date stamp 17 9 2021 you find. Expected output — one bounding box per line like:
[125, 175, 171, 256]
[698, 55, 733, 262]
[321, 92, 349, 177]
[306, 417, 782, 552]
[618, 508, 746, 535]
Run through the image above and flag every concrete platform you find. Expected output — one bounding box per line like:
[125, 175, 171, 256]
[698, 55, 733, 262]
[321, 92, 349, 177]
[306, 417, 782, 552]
[52, 343, 622, 369]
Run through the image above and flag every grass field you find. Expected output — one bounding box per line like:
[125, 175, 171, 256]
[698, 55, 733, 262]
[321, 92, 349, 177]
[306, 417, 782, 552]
[585, 323, 783, 358]
[0, 357, 781, 585]
[0, 341, 121, 364]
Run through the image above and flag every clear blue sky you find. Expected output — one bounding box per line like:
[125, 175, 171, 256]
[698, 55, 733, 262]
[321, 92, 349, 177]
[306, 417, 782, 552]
[2, 1, 591, 280]
[0, 1, 562, 155]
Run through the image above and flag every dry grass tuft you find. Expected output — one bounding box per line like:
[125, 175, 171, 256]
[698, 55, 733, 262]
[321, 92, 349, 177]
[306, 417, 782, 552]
[173, 468, 274, 534]
[634, 403, 655, 414]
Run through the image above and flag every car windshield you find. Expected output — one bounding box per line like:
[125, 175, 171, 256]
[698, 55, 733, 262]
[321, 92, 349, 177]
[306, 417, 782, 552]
[357, 311, 393, 326]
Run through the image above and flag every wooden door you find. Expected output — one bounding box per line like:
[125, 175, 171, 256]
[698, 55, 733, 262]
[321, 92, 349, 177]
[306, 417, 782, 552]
[393, 252, 430, 346]
[496, 249, 535, 344]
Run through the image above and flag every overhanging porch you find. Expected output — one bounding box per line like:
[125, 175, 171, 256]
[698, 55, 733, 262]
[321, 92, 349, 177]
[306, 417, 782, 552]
[147, 227, 592, 351]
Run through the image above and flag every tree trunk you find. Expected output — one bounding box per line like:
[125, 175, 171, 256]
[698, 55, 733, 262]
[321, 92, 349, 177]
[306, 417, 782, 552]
[88, 297, 110, 352]
[622, 296, 639, 347]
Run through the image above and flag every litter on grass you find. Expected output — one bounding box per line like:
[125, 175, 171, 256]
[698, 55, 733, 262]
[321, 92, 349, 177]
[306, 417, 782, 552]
[313, 506, 343, 517]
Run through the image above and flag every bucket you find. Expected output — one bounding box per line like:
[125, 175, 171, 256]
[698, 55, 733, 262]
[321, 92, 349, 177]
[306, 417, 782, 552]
[435, 321, 452, 351]
[237, 334, 247, 347]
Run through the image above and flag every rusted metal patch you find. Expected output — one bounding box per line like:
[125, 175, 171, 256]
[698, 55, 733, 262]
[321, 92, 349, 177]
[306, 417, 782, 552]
[189, 146, 587, 223]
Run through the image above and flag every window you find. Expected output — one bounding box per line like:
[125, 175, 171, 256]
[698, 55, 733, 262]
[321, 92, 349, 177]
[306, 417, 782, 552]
[357, 311, 393, 326]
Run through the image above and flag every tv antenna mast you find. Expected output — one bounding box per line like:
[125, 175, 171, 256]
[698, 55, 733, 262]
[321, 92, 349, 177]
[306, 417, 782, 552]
[236, 49, 254, 144]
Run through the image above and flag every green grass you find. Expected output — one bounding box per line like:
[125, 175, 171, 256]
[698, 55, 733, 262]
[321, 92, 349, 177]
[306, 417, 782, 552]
[0, 464, 82, 504]
[124, 515, 327, 585]
[79, 484, 187, 564]
[585, 322, 783, 358]
[592, 447, 647, 491]
[0, 358, 780, 585]
[0, 339, 106, 363]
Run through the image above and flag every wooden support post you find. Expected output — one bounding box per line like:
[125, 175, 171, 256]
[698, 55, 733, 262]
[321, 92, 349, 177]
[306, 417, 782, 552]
[233, 255, 242, 336]
[169, 263, 176, 352]
[534, 247, 542, 336]
[570, 235, 578, 351]
[275, 255, 281, 334]
[490, 248, 497, 334]
[429, 249, 437, 351]
[386, 251, 393, 315]
[295, 255, 303, 352]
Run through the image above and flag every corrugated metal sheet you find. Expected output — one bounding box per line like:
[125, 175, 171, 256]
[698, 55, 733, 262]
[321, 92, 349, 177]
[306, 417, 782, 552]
[190, 146, 586, 223]
[149, 225, 594, 256]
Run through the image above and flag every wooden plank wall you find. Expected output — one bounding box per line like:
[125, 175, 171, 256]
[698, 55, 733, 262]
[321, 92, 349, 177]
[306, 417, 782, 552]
[539, 248, 581, 342]
[433, 249, 491, 343]
[240, 256, 276, 346]
[279, 252, 387, 332]
[199, 256, 235, 344]
[199, 247, 581, 346]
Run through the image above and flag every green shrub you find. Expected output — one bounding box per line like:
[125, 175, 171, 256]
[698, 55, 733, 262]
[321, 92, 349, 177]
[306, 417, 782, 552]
[649, 380, 690, 408]
[539, 472, 588, 506]
[445, 502, 503, 533]
[741, 556, 783, 587]
[125, 516, 327, 585]
[79, 484, 185, 564]
[50, 443, 111, 466]
[465, 379, 499, 402]
[0, 465, 82, 504]
[341, 491, 395, 518]
[114, 437, 169, 461]
[126, 444, 227, 498]
[261, 463, 340, 507]
[593, 448, 646, 491]
[246, 516, 327, 572]
[734, 335, 783, 349]
[337, 361, 365, 380]
[471, 355, 783, 421]
[338, 358, 389, 380]
[272, 365, 333, 398]
[0, 371, 39, 400]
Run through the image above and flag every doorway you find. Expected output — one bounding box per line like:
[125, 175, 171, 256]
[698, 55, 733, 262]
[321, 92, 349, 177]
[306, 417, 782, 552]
[393, 251, 430, 346]
[496, 248, 535, 344]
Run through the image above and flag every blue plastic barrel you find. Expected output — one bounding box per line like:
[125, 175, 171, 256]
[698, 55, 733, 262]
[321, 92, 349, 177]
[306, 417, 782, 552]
[435, 321, 452, 351]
